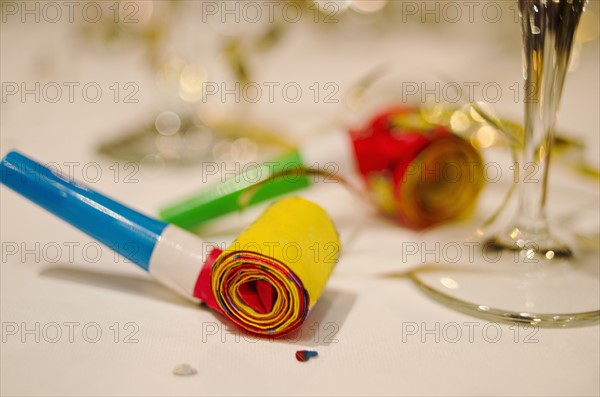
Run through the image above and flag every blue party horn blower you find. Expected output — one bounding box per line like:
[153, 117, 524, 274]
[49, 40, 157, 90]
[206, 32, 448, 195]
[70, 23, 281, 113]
[1, 151, 205, 298]
[0, 151, 340, 336]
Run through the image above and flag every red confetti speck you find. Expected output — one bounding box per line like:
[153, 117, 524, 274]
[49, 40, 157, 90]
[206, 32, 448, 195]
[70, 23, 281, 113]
[296, 350, 318, 362]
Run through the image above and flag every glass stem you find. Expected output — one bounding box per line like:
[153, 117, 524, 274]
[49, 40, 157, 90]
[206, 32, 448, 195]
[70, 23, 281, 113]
[514, 0, 584, 239]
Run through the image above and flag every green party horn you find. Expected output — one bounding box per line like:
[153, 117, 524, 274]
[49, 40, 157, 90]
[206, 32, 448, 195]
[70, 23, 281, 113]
[160, 106, 485, 230]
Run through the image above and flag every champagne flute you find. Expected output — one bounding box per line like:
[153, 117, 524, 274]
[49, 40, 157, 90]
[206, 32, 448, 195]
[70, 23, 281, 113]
[411, 0, 599, 327]
[490, 0, 584, 257]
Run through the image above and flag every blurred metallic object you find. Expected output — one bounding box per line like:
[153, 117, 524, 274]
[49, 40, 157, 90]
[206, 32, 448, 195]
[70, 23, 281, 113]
[77, 1, 181, 69]
[97, 111, 293, 166]
[222, 39, 252, 86]
[351, 0, 388, 14]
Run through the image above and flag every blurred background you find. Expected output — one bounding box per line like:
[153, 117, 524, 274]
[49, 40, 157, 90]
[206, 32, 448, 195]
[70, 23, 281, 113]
[2, 0, 598, 171]
[1, 1, 598, 218]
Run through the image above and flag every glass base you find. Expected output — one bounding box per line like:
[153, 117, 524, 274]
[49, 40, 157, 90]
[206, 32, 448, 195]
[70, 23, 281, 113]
[486, 222, 573, 259]
[409, 241, 600, 327]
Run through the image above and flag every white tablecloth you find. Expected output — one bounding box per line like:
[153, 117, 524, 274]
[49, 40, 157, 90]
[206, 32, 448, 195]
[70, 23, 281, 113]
[1, 1, 599, 395]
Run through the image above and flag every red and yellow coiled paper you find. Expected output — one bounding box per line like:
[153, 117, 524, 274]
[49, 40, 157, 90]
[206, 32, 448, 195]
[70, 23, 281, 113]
[352, 107, 484, 229]
[195, 196, 340, 336]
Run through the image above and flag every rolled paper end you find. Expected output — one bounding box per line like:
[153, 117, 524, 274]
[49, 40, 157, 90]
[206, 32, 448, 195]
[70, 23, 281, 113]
[392, 135, 484, 229]
[209, 196, 340, 336]
[365, 135, 484, 229]
[353, 107, 485, 229]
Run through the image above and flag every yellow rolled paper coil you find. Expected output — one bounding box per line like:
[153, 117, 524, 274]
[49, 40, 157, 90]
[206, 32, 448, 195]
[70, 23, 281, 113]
[396, 135, 485, 229]
[211, 196, 340, 336]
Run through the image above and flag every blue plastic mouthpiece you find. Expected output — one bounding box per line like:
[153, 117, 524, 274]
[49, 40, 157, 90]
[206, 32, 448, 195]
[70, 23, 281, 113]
[0, 151, 167, 270]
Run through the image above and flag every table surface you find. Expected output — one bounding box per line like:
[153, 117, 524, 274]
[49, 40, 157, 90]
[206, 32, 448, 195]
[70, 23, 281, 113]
[1, 2, 599, 396]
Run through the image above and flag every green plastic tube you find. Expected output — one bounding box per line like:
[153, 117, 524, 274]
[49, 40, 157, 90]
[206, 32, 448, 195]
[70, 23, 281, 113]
[159, 150, 311, 229]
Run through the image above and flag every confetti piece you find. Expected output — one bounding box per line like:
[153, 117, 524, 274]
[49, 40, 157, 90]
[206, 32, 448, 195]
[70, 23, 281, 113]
[296, 350, 318, 362]
[173, 364, 198, 376]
